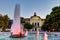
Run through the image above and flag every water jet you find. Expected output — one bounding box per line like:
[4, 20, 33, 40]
[10, 4, 25, 38]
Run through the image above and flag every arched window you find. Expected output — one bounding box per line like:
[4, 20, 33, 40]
[32, 22, 34, 25]
[35, 22, 36, 26]
[37, 22, 39, 26]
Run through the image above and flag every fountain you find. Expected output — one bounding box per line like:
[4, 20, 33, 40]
[10, 4, 24, 38]
[44, 32, 48, 40]
[36, 28, 39, 36]
[25, 30, 28, 36]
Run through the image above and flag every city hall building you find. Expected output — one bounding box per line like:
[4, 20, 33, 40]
[25, 12, 45, 31]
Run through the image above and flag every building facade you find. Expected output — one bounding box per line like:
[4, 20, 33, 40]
[25, 12, 45, 31]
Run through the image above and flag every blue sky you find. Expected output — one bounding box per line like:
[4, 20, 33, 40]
[0, 0, 60, 19]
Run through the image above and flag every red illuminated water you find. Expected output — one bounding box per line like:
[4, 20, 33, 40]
[11, 4, 24, 37]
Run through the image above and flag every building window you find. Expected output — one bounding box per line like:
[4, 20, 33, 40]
[32, 22, 34, 25]
[37, 22, 39, 26]
[35, 22, 36, 26]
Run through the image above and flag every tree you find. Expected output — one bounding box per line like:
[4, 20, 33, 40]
[41, 6, 60, 32]
[24, 22, 34, 30]
[0, 14, 10, 31]
[0, 14, 4, 28]
[2, 15, 10, 31]
[3, 15, 10, 27]
[20, 17, 25, 23]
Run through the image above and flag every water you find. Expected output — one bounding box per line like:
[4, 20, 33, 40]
[0, 32, 60, 40]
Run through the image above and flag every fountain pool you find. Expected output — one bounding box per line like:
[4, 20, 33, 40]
[0, 32, 60, 40]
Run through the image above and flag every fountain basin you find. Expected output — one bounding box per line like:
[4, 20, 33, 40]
[11, 32, 25, 38]
[1, 32, 60, 40]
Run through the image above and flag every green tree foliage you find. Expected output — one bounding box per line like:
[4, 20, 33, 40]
[24, 22, 34, 30]
[41, 6, 60, 32]
[0, 14, 10, 31]
[0, 14, 4, 28]
[20, 17, 25, 23]
[3, 15, 10, 27]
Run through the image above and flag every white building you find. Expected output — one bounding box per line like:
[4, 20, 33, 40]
[25, 12, 45, 31]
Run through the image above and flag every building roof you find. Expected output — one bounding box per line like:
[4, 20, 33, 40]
[30, 12, 41, 19]
[24, 12, 45, 21]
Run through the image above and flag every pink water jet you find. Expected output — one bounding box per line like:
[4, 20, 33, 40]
[36, 28, 39, 36]
[25, 30, 28, 36]
[44, 32, 48, 40]
[11, 4, 24, 38]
